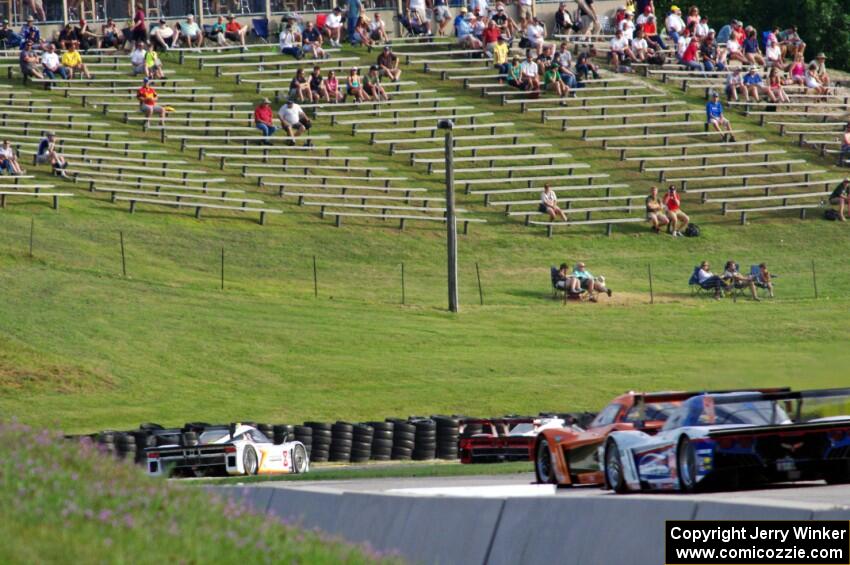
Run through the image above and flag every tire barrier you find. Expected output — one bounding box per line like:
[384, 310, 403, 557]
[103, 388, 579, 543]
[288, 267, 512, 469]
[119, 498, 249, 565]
[367, 420, 393, 461]
[433, 416, 460, 460]
[411, 418, 436, 461]
[257, 423, 274, 441]
[293, 425, 313, 456]
[389, 419, 415, 461]
[350, 424, 374, 463]
[330, 421, 354, 462]
[305, 422, 331, 463]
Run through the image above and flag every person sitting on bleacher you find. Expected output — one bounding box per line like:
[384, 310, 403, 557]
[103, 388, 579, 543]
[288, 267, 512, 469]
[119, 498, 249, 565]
[696, 261, 726, 299]
[543, 63, 568, 97]
[302, 21, 327, 59]
[369, 13, 389, 43]
[829, 178, 850, 221]
[351, 16, 375, 48]
[724, 29, 747, 65]
[742, 67, 765, 102]
[638, 7, 666, 51]
[553, 42, 579, 88]
[777, 25, 805, 60]
[150, 18, 175, 51]
[253, 98, 276, 143]
[57, 23, 80, 50]
[325, 70, 343, 103]
[20, 16, 42, 48]
[456, 11, 482, 49]
[525, 16, 546, 56]
[810, 53, 830, 87]
[41, 43, 68, 80]
[130, 41, 146, 75]
[506, 56, 524, 89]
[482, 20, 500, 56]
[722, 261, 760, 301]
[804, 63, 829, 99]
[555, 263, 582, 294]
[646, 185, 670, 234]
[288, 67, 312, 102]
[277, 99, 312, 146]
[36, 132, 68, 178]
[364, 65, 390, 101]
[700, 32, 724, 72]
[76, 18, 98, 51]
[575, 50, 600, 80]
[608, 29, 634, 70]
[665, 5, 685, 45]
[706, 91, 735, 143]
[279, 23, 303, 58]
[377, 46, 402, 82]
[540, 183, 568, 222]
[137, 77, 166, 127]
[18, 41, 43, 79]
[838, 125, 850, 168]
[225, 14, 248, 49]
[100, 18, 122, 50]
[520, 50, 540, 92]
[210, 16, 227, 46]
[345, 67, 367, 102]
[767, 68, 790, 103]
[573, 262, 612, 302]
[0, 140, 25, 176]
[324, 7, 343, 47]
[788, 53, 806, 86]
[765, 39, 784, 69]
[630, 28, 651, 63]
[309, 66, 330, 103]
[177, 15, 204, 48]
[554, 2, 576, 34]
[743, 29, 765, 67]
[663, 184, 689, 237]
[680, 35, 702, 71]
[619, 11, 635, 42]
[492, 4, 517, 38]
[694, 15, 710, 40]
[60, 42, 92, 79]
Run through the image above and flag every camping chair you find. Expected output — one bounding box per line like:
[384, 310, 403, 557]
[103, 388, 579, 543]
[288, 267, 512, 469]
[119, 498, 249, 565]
[251, 17, 269, 43]
[550, 266, 585, 302]
[688, 266, 726, 296]
[749, 264, 775, 297]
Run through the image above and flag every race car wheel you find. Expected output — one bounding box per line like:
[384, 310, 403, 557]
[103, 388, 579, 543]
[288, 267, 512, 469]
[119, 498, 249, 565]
[243, 446, 259, 475]
[535, 440, 556, 484]
[604, 439, 627, 493]
[677, 436, 697, 492]
[292, 444, 308, 474]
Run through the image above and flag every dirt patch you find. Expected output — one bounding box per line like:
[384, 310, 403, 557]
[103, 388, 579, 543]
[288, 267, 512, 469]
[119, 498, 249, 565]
[0, 353, 115, 395]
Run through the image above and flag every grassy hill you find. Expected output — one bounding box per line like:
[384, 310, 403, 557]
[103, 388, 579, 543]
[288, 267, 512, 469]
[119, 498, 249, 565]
[0, 44, 849, 433]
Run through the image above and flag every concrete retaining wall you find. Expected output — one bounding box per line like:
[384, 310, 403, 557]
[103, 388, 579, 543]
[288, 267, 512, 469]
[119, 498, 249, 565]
[209, 485, 850, 565]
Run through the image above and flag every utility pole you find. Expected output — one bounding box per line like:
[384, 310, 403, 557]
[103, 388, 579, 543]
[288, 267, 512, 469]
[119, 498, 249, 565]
[439, 119, 459, 313]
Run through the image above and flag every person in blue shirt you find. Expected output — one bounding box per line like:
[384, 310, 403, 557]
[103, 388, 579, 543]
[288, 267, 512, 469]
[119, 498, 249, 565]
[572, 261, 612, 302]
[347, 0, 363, 42]
[742, 67, 764, 102]
[453, 8, 466, 36]
[20, 16, 40, 48]
[706, 91, 735, 142]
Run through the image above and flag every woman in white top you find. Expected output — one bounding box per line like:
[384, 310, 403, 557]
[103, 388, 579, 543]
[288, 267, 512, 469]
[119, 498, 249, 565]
[130, 42, 146, 75]
[804, 63, 829, 98]
[725, 69, 748, 102]
[540, 183, 567, 221]
[0, 140, 24, 175]
[725, 36, 747, 64]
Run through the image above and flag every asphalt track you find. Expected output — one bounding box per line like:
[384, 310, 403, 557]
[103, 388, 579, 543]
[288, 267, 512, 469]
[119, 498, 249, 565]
[253, 472, 850, 508]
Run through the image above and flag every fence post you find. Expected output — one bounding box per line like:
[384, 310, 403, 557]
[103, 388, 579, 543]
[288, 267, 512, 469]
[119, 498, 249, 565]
[475, 262, 484, 306]
[220, 247, 225, 291]
[648, 263, 654, 304]
[29, 218, 34, 258]
[313, 255, 318, 298]
[401, 262, 405, 305]
[812, 259, 818, 299]
[120, 231, 127, 277]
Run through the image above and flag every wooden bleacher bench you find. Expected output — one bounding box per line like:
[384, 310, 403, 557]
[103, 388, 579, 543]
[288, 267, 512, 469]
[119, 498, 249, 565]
[283, 192, 443, 206]
[414, 152, 570, 172]
[530, 216, 645, 237]
[400, 142, 552, 161]
[669, 169, 824, 191]
[377, 132, 535, 154]
[706, 190, 830, 215]
[0, 191, 73, 209]
[457, 173, 609, 192]
[537, 100, 686, 120]
[729, 203, 821, 224]
[493, 193, 645, 213]
[347, 111, 490, 134]
[78, 178, 242, 195]
[686, 178, 842, 201]
[364, 122, 514, 144]
[95, 187, 262, 206]
[432, 162, 589, 175]
[321, 211, 485, 232]
[645, 159, 807, 182]
[257, 173, 406, 188]
[471, 183, 628, 205]
[503, 92, 664, 111]
[239, 163, 386, 176]
[264, 181, 427, 197]
[592, 129, 745, 150]
[115, 196, 281, 224]
[609, 138, 766, 160]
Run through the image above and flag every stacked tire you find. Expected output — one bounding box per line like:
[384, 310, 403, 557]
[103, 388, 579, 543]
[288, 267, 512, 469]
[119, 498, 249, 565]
[433, 416, 460, 460]
[257, 423, 274, 441]
[461, 420, 484, 437]
[129, 430, 156, 464]
[273, 424, 294, 445]
[115, 433, 136, 460]
[411, 418, 436, 461]
[389, 419, 415, 460]
[96, 431, 117, 456]
[330, 421, 353, 462]
[305, 422, 331, 462]
[350, 424, 374, 463]
[294, 425, 313, 457]
[367, 421, 393, 461]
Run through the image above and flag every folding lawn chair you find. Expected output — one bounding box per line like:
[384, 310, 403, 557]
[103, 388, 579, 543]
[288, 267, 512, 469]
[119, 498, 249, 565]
[551, 266, 586, 302]
[251, 17, 269, 43]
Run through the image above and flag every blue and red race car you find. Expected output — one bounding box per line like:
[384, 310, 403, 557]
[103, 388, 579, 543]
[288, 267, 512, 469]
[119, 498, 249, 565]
[602, 388, 850, 493]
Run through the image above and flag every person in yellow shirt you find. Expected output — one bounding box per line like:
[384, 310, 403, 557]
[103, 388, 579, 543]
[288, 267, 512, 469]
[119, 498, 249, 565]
[60, 42, 91, 79]
[493, 36, 509, 80]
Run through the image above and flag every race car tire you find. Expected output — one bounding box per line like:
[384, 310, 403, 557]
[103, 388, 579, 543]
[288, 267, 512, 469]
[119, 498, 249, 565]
[826, 460, 850, 485]
[604, 438, 628, 493]
[391, 450, 412, 461]
[292, 444, 309, 474]
[243, 446, 259, 475]
[535, 439, 557, 484]
[676, 436, 698, 493]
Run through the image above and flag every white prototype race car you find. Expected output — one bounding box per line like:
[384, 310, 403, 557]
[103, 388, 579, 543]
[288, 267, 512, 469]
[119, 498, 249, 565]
[145, 424, 309, 478]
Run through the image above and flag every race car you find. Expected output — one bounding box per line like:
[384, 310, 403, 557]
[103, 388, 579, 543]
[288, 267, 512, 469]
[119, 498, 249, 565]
[145, 423, 309, 478]
[533, 388, 790, 486]
[459, 417, 570, 463]
[602, 388, 850, 493]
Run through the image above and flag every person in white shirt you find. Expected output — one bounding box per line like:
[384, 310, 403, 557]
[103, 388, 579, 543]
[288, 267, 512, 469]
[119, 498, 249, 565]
[469, 0, 488, 16]
[765, 39, 783, 69]
[324, 7, 343, 47]
[694, 16, 710, 39]
[630, 29, 650, 62]
[151, 18, 175, 50]
[525, 17, 545, 56]
[609, 29, 633, 68]
[520, 50, 540, 90]
[696, 260, 726, 299]
[409, 0, 428, 22]
[0, 140, 24, 175]
[40, 44, 68, 80]
[618, 12, 634, 41]
[539, 183, 567, 221]
[279, 24, 303, 58]
[665, 5, 685, 44]
[277, 99, 311, 144]
[177, 14, 203, 48]
[369, 13, 388, 43]
[130, 41, 146, 75]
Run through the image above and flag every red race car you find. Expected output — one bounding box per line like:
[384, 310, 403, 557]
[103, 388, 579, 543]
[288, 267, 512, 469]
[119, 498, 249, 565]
[534, 388, 789, 486]
[459, 416, 591, 464]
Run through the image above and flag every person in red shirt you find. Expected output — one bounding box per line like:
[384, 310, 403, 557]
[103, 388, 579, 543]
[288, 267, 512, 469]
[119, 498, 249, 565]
[253, 98, 276, 143]
[681, 36, 701, 70]
[225, 14, 248, 48]
[132, 3, 147, 42]
[136, 77, 165, 127]
[662, 184, 689, 237]
[482, 20, 501, 56]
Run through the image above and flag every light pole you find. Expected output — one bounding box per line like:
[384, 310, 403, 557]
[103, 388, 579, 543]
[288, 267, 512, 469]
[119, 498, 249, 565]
[438, 119, 459, 313]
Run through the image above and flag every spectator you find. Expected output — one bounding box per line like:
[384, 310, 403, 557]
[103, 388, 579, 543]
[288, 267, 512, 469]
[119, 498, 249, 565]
[253, 98, 276, 143]
[778, 25, 805, 59]
[576, 0, 600, 36]
[700, 32, 724, 72]
[376, 46, 401, 82]
[765, 39, 783, 69]
[363, 65, 389, 101]
[663, 184, 689, 236]
[456, 12, 481, 49]
[151, 18, 175, 51]
[27, 0, 46, 22]
[130, 41, 146, 74]
[789, 53, 806, 86]
[368, 13, 388, 43]
[100, 18, 122, 49]
[757, 263, 775, 298]
[525, 17, 545, 56]
[345, 66, 367, 102]
[573, 262, 612, 302]
[696, 260, 726, 299]
[408, 9, 432, 36]
[491, 4, 517, 37]
[145, 44, 164, 79]
[575, 50, 600, 80]
[743, 29, 765, 67]
[347, 0, 364, 41]
[608, 29, 634, 69]
[554, 263, 581, 294]
[309, 66, 330, 103]
[20, 15, 41, 46]
[694, 15, 709, 40]
[225, 14, 248, 48]
[645, 185, 669, 233]
[18, 40, 43, 79]
[539, 183, 568, 221]
[36, 132, 68, 178]
[685, 5, 700, 26]
[520, 50, 540, 92]
[725, 29, 747, 64]
[57, 23, 80, 50]
[351, 15, 374, 48]
[302, 21, 326, 59]
[810, 52, 830, 87]
[279, 23, 303, 58]
[324, 7, 343, 47]
[554, 2, 575, 34]
[804, 63, 829, 98]
[210, 15, 227, 46]
[288, 67, 311, 102]
[829, 178, 850, 221]
[742, 67, 765, 102]
[706, 91, 735, 142]
[0, 140, 24, 175]
[767, 68, 789, 103]
[41, 43, 68, 80]
[131, 3, 147, 42]
[61, 42, 92, 79]
[665, 5, 685, 45]
[136, 77, 166, 127]
[722, 261, 760, 301]
[277, 99, 312, 145]
[433, 0, 452, 36]
[680, 35, 701, 71]
[541, 63, 567, 97]
[325, 70, 343, 102]
[619, 11, 635, 41]
[839, 124, 850, 167]
[177, 15, 204, 48]
[77, 18, 97, 50]
[640, 10, 665, 50]
[481, 20, 500, 56]
[1, 19, 22, 49]
[554, 42, 578, 88]
[725, 68, 748, 102]
[630, 28, 651, 62]
[506, 56, 524, 89]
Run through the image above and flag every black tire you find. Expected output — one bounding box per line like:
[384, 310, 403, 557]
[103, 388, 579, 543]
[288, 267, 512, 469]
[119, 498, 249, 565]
[604, 439, 628, 493]
[826, 461, 850, 485]
[393, 439, 415, 450]
[393, 431, 415, 442]
[332, 422, 354, 432]
[305, 422, 332, 431]
[461, 423, 484, 437]
[367, 421, 394, 432]
[332, 431, 354, 441]
[535, 439, 557, 484]
[372, 438, 393, 449]
[677, 436, 698, 493]
[139, 423, 164, 431]
[243, 446, 259, 475]
[332, 438, 353, 449]
[372, 454, 392, 461]
[292, 444, 308, 474]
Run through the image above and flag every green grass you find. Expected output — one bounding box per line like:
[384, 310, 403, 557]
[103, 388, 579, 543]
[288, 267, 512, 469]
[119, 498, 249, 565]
[0, 45, 849, 433]
[201, 460, 532, 484]
[0, 421, 397, 563]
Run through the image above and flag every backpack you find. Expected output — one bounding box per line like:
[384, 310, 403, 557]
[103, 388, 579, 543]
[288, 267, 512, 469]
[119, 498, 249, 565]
[684, 224, 700, 237]
[825, 209, 841, 221]
[648, 53, 666, 66]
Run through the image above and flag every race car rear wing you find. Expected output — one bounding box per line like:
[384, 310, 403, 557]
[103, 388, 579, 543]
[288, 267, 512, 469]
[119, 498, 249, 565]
[708, 418, 850, 438]
[630, 387, 793, 422]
